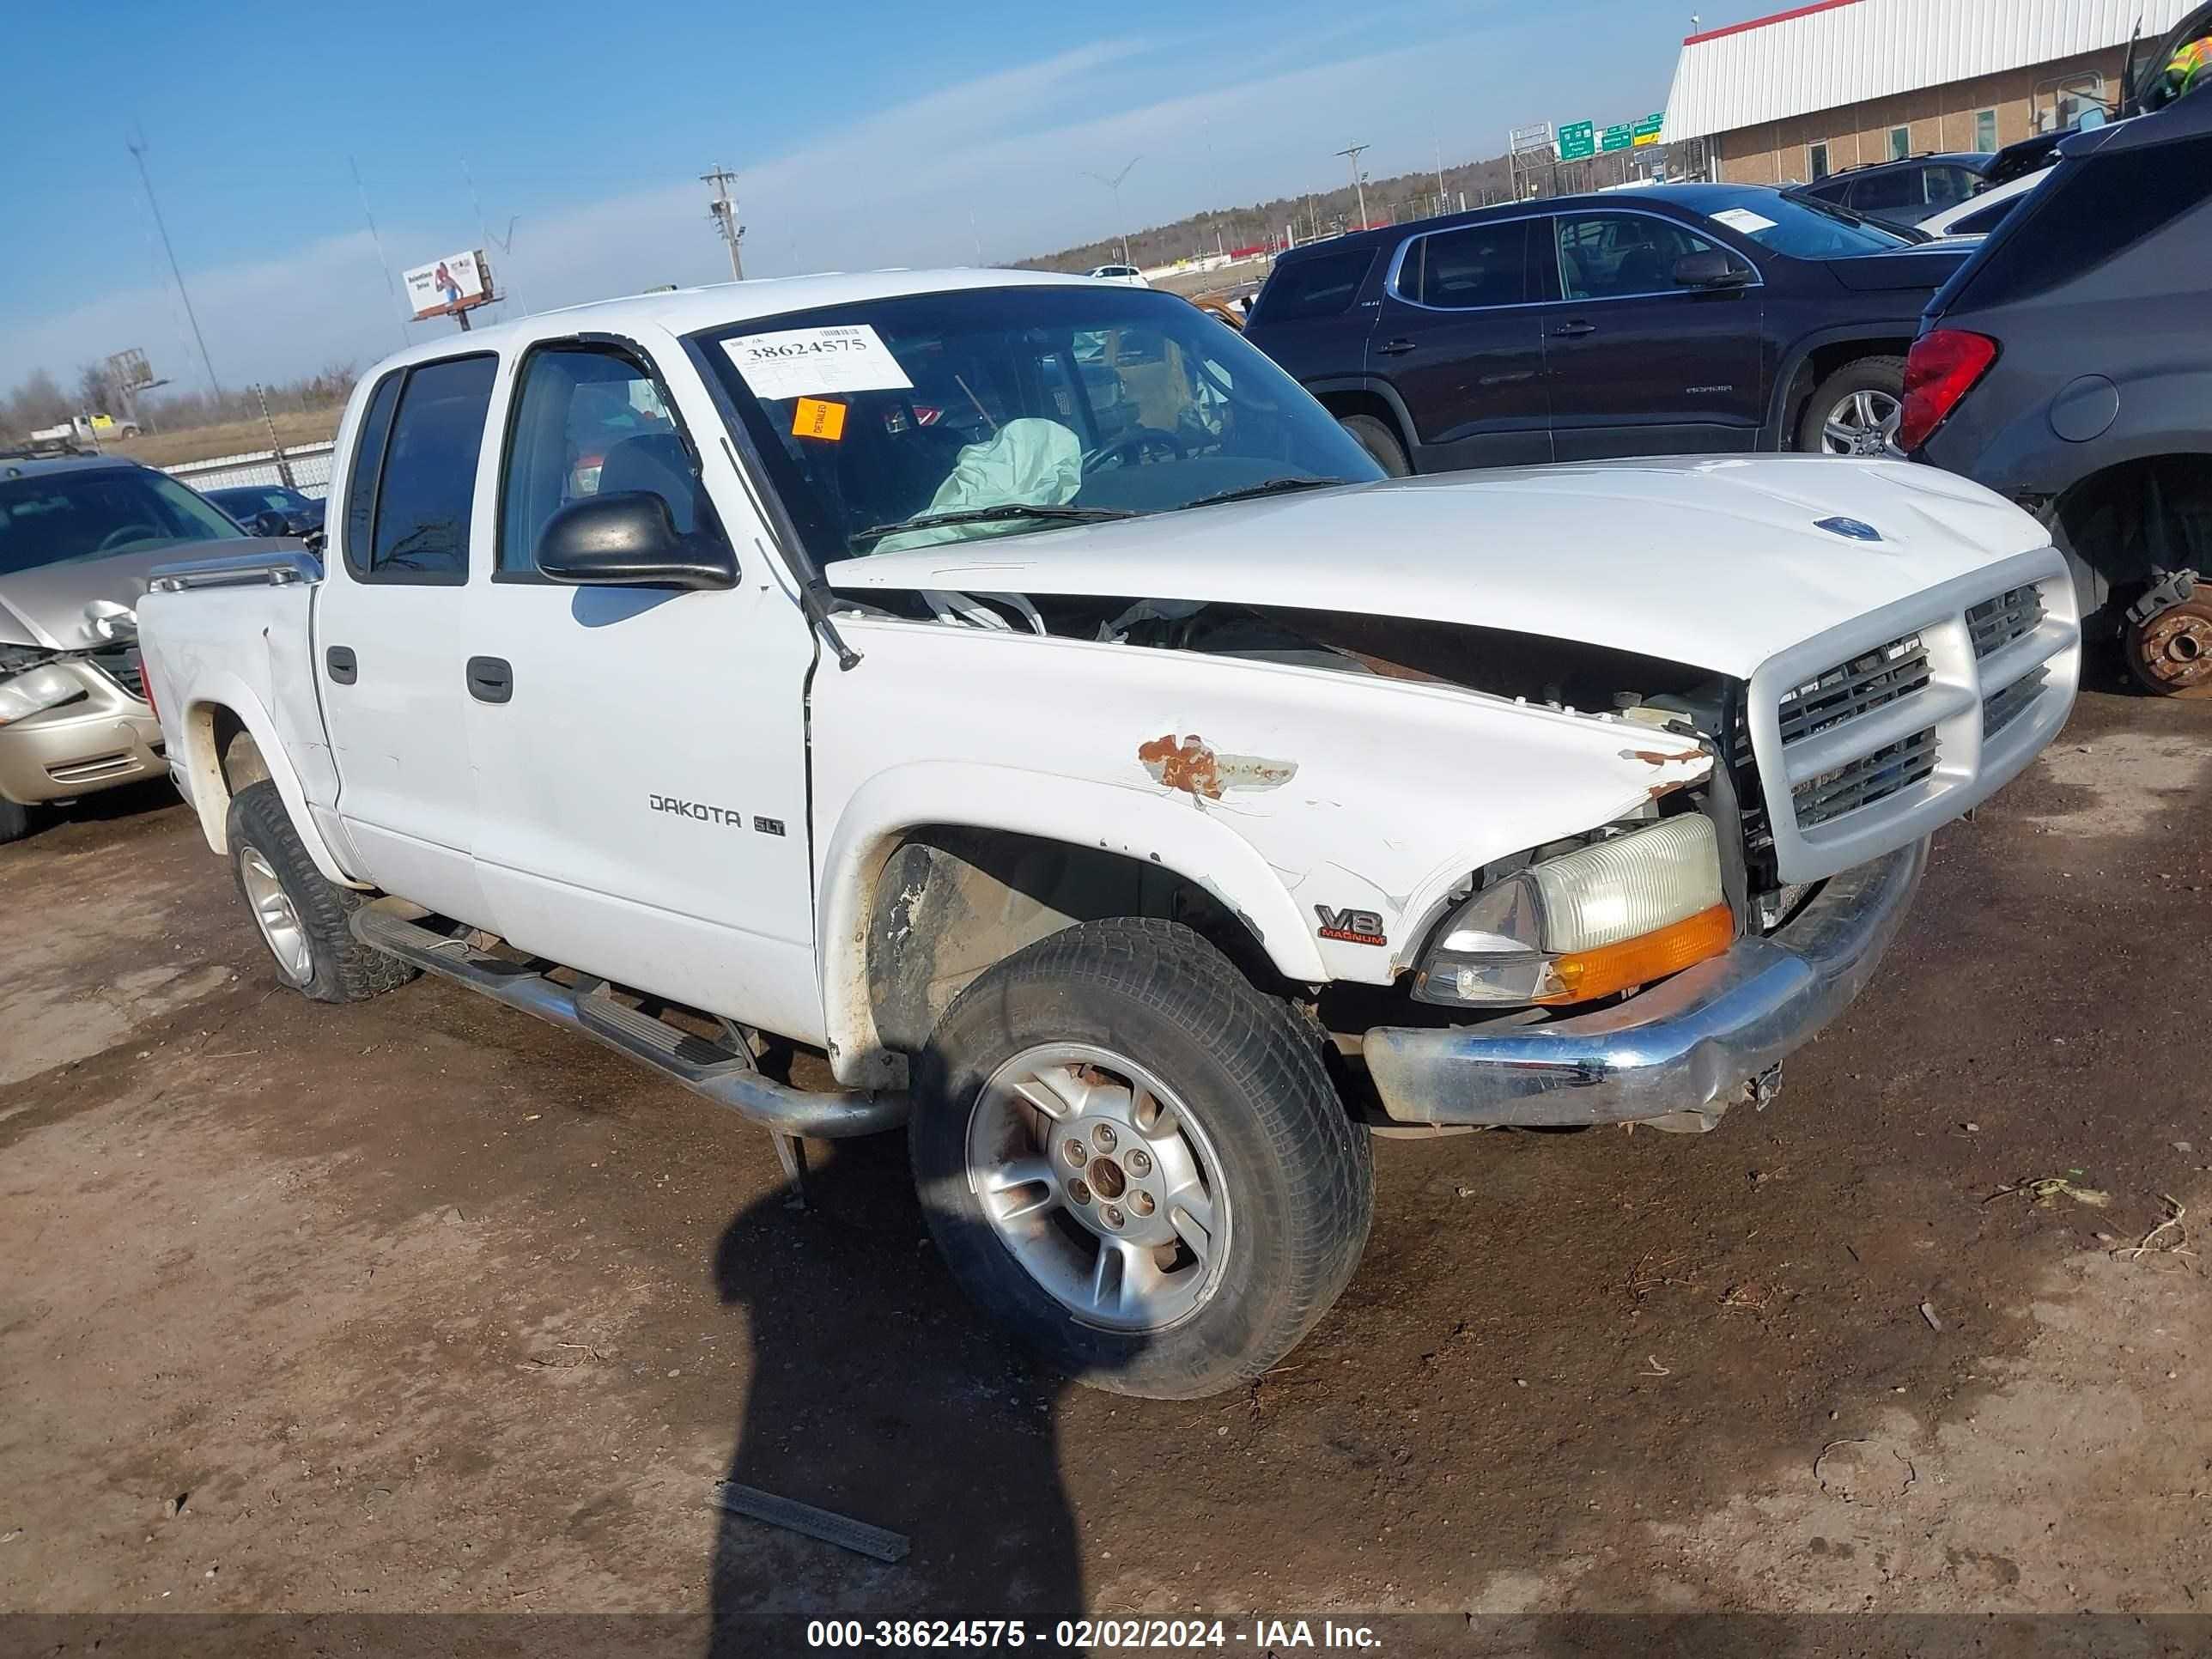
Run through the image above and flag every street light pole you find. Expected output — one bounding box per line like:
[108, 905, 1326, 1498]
[1335, 143, 1370, 230]
[1084, 156, 1141, 266]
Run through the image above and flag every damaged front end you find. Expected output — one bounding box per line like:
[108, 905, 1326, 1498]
[0, 635, 166, 805]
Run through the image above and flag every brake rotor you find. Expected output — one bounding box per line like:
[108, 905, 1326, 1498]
[2125, 597, 2212, 698]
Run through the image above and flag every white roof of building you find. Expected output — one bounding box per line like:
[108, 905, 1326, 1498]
[1662, 0, 2197, 143]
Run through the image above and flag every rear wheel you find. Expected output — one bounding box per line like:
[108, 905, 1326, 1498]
[1800, 356, 1906, 457]
[1339, 413, 1411, 477]
[225, 780, 416, 1002]
[911, 918, 1373, 1399]
[0, 796, 31, 846]
[2124, 596, 2212, 698]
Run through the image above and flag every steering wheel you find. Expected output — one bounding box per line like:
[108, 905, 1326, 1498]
[1082, 428, 1184, 472]
[96, 524, 160, 553]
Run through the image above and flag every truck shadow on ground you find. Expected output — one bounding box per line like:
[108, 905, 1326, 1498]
[707, 1134, 1104, 1646]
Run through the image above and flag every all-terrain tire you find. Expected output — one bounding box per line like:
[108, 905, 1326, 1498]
[911, 917, 1373, 1400]
[225, 780, 417, 1003]
[1797, 356, 1907, 456]
[0, 796, 32, 846]
[1339, 413, 1412, 477]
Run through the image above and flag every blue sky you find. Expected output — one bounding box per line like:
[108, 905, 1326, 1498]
[1, 0, 1711, 395]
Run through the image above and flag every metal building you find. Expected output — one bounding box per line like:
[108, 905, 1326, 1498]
[1662, 0, 2197, 185]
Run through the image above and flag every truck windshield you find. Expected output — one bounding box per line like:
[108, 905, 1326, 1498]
[691, 285, 1381, 560]
[0, 469, 246, 577]
[1704, 190, 1913, 258]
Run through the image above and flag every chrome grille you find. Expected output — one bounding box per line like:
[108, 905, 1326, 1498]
[1777, 631, 1930, 747]
[1791, 727, 1939, 828]
[1983, 665, 2047, 738]
[1966, 585, 2045, 660]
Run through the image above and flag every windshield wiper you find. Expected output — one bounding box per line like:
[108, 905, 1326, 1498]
[1182, 477, 1347, 511]
[848, 502, 1135, 551]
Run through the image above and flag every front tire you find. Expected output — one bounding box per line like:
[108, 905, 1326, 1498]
[225, 780, 416, 1002]
[1799, 356, 1906, 457]
[0, 796, 32, 846]
[1339, 413, 1411, 477]
[911, 918, 1373, 1399]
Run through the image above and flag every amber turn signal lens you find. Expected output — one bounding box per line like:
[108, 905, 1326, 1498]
[1538, 902, 1735, 1006]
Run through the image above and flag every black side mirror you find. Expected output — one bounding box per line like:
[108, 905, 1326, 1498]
[534, 490, 737, 590]
[1674, 250, 1753, 289]
[251, 509, 290, 537]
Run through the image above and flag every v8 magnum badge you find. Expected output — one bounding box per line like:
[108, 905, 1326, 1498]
[1315, 904, 1388, 947]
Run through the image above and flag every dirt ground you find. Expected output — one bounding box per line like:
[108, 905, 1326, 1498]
[108, 409, 343, 470]
[2, 676, 2209, 1638]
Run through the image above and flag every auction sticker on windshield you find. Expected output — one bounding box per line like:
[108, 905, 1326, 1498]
[1709, 207, 1778, 235]
[722, 325, 914, 400]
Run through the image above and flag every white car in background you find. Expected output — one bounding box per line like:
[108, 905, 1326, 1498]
[1087, 263, 1149, 287]
[1917, 167, 2051, 241]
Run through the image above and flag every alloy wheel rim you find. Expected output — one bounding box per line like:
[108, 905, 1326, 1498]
[239, 845, 313, 982]
[967, 1043, 1230, 1332]
[1820, 388, 1904, 458]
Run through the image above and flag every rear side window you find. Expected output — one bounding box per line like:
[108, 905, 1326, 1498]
[1409, 220, 1529, 308]
[1255, 247, 1377, 321]
[351, 354, 498, 584]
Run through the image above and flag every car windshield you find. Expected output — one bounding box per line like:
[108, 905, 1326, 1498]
[1701, 189, 1913, 258]
[692, 284, 1380, 560]
[0, 468, 245, 576]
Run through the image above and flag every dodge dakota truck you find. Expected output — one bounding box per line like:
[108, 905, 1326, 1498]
[137, 270, 2079, 1398]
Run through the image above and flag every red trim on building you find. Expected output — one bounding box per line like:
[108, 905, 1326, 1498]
[1682, 0, 1863, 46]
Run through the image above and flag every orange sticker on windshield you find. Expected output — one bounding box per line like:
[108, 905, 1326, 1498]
[792, 397, 848, 441]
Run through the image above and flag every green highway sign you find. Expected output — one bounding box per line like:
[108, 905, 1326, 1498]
[1600, 123, 1634, 152]
[1632, 111, 1666, 147]
[1559, 120, 1595, 161]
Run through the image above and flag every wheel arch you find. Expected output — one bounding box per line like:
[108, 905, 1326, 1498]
[1305, 377, 1417, 451]
[1769, 331, 1916, 449]
[176, 680, 356, 887]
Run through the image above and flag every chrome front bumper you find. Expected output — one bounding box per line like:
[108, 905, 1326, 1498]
[1362, 839, 1929, 1131]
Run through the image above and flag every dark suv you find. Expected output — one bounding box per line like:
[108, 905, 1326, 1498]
[1244, 184, 1970, 476]
[1903, 90, 2212, 696]
[1789, 153, 1990, 232]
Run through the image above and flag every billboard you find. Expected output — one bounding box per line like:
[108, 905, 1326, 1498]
[1507, 120, 1555, 155]
[404, 249, 492, 320]
[1559, 120, 1595, 161]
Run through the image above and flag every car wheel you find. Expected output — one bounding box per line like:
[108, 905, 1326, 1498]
[225, 780, 418, 1002]
[1339, 413, 1411, 477]
[911, 917, 1374, 1400]
[0, 795, 32, 846]
[1800, 356, 1907, 458]
[2124, 595, 2212, 698]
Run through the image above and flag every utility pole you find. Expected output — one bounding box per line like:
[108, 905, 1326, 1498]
[126, 131, 222, 403]
[1335, 143, 1370, 230]
[1084, 156, 1141, 266]
[702, 165, 745, 281]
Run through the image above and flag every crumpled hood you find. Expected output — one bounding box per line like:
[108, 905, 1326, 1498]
[0, 540, 247, 650]
[825, 455, 2053, 678]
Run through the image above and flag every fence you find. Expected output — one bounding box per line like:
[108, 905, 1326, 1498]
[165, 441, 337, 501]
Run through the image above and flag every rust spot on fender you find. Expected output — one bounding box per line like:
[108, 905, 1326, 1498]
[1138, 734, 1298, 799]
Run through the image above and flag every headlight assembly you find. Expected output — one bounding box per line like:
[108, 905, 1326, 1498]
[1414, 815, 1733, 1009]
[0, 665, 88, 727]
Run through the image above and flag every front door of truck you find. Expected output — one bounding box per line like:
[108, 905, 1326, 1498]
[464, 338, 823, 1044]
[317, 354, 498, 928]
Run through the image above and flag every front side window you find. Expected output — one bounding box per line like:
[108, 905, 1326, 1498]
[1849, 167, 1924, 213]
[1553, 213, 1734, 300]
[498, 345, 712, 576]
[362, 355, 497, 582]
[0, 468, 245, 576]
[694, 285, 1379, 562]
[1923, 166, 1979, 210]
[1407, 220, 1528, 308]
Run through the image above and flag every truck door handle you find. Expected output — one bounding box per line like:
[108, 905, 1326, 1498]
[1551, 320, 1597, 337]
[1376, 337, 1419, 356]
[325, 646, 357, 685]
[466, 656, 514, 704]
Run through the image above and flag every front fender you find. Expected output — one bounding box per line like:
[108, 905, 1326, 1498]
[173, 674, 355, 888]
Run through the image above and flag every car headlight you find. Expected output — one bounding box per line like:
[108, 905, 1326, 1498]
[1413, 815, 1733, 1009]
[0, 665, 88, 727]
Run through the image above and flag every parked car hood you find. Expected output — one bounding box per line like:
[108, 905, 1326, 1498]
[0, 539, 248, 650]
[1823, 246, 1973, 291]
[825, 457, 2052, 680]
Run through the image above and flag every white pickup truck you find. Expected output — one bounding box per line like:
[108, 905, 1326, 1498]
[137, 270, 2079, 1398]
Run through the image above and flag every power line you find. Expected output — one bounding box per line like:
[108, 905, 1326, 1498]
[350, 157, 413, 350]
[126, 130, 222, 402]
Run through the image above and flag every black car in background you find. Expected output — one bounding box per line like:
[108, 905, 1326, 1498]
[1243, 184, 1969, 476]
[204, 483, 324, 538]
[1787, 152, 1991, 232]
[1903, 90, 2212, 697]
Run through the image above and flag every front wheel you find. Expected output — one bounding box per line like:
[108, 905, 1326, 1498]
[225, 780, 417, 1002]
[911, 918, 1373, 1399]
[0, 795, 32, 846]
[1799, 356, 1906, 457]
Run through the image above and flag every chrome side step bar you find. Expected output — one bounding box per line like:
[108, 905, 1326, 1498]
[350, 898, 905, 1139]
